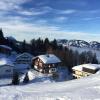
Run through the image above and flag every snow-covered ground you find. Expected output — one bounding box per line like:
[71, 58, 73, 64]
[1, 52, 100, 100]
[1, 71, 100, 100]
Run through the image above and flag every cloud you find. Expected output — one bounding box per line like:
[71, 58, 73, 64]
[16, 6, 52, 16]
[58, 9, 77, 14]
[78, 9, 100, 17]
[83, 17, 100, 21]
[87, 10, 100, 14]
[54, 16, 68, 22]
[0, 0, 33, 19]
[0, 0, 29, 11]
[35, 19, 48, 24]
[0, 15, 91, 42]
[17, 9, 47, 16]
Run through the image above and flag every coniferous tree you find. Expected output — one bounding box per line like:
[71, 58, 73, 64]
[73, 50, 79, 66]
[0, 28, 4, 39]
[92, 53, 98, 64]
[86, 51, 93, 63]
[44, 38, 50, 51]
[79, 52, 87, 64]
[30, 39, 36, 55]
[0, 28, 6, 45]
[21, 40, 27, 53]
[36, 38, 43, 53]
[12, 72, 19, 85]
[51, 39, 58, 50]
[23, 72, 29, 83]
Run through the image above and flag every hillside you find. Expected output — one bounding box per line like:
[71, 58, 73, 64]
[57, 39, 100, 62]
[0, 71, 100, 100]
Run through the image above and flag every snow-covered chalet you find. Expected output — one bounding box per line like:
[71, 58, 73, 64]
[72, 64, 100, 79]
[0, 58, 14, 77]
[14, 52, 33, 73]
[32, 54, 61, 74]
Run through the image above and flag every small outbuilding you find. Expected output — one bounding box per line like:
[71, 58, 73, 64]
[72, 64, 100, 79]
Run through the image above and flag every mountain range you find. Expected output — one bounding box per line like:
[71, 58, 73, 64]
[57, 39, 100, 50]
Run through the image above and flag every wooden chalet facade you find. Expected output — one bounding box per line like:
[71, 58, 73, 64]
[32, 54, 61, 74]
[72, 64, 100, 79]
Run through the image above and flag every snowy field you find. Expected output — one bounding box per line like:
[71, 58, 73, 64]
[1, 71, 100, 100]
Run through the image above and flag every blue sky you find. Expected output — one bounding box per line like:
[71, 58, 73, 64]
[0, 0, 100, 42]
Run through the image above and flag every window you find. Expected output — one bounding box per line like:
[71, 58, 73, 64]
[74, 70, 83, 76]
[5, 69, 11, 73]
[50, 68, 57, 72]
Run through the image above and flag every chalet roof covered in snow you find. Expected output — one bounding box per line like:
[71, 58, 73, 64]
[16, 52, 33, 59]
[72, 64, 100, 71]
[0, 58, 14, 67]
[0, 45, 12, 50]
[37, 54, 61, 64]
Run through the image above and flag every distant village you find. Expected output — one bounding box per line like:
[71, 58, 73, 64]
[0, 29, 100, 85]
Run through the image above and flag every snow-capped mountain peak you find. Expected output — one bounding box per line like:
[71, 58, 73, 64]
[90, 41, 100, 49]
[57, 39, 100, 50]
[67, 39, 90, 48]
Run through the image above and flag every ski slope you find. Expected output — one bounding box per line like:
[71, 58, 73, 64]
[1, 72, 100, 100]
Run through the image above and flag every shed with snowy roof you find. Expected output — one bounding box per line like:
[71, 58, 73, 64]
[0, 58, 14, 77]
[72, 64, 100, 79]
[32, 54, 61, 74]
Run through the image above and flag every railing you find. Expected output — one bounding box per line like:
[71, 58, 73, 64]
[73, 70, 92, 78]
